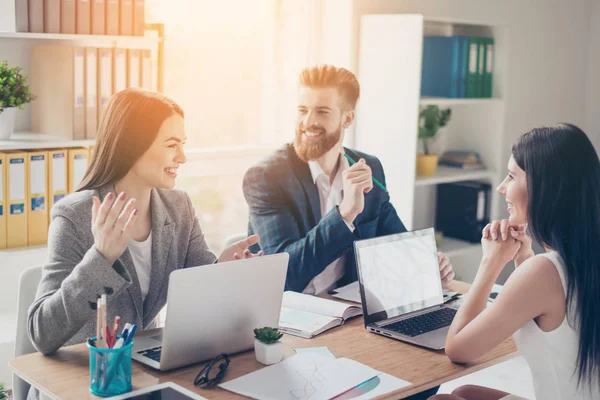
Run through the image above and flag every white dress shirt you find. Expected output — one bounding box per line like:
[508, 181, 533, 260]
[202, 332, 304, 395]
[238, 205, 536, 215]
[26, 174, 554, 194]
[303, 155, 354, 295]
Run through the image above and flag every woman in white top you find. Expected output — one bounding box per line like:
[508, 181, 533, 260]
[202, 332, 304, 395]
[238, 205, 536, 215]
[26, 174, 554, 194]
[429, 124, 600, 400]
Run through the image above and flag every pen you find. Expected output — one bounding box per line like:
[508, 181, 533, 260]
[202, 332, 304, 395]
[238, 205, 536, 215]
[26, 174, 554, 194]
[342, 153, 388, 193]
[124, 324, 137, 345]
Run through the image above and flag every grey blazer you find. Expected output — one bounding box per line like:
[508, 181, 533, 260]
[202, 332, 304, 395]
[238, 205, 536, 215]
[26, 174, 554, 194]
[27, 184, 217, 355]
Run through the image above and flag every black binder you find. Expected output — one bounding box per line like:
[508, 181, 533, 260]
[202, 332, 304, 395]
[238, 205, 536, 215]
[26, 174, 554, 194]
[436, 180, 491, 243]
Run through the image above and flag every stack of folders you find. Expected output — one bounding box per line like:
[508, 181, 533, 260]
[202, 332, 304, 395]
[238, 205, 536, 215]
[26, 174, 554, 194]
[1, 0, 146, 36]
[30, 45, 153, 140]
[438, 151, 485, 170]
[278, 292, 362, 338]
[0, 146, 92, 249]
[421, 36, 494, 99]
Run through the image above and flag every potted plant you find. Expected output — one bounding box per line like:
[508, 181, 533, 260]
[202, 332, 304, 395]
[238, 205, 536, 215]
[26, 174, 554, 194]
[417, 105, 451, 177]
[0, 60, 36, 140]
[253, 327, 284, 365]
[0, 382, 7, 400]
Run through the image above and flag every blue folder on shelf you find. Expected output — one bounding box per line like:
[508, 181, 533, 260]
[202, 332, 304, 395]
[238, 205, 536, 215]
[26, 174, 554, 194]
[421, 36, 468, 98]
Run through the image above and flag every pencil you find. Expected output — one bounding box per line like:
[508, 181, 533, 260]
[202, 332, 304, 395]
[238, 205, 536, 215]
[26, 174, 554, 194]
[342, 153, 388, 193]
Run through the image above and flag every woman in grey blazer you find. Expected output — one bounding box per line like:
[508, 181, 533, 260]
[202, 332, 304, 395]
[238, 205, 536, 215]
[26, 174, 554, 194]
[27, 88, 261, 356]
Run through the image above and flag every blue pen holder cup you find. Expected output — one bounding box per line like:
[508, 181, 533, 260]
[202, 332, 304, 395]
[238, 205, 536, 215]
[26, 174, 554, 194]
[87, 336, 133, 397]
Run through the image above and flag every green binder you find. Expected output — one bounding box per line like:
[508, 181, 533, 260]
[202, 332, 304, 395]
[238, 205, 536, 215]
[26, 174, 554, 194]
[481, 37, 495, 98]
[466, 37, 480, 98]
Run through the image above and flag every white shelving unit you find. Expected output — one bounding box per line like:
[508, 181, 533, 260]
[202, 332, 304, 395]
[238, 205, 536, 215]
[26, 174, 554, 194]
[0, 132, 94, 150]
[355, 14, 507, 266]
[0, 31, 161, 49]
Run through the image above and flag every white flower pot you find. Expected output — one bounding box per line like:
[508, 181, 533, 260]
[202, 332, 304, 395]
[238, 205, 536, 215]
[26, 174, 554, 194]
[254, 339, 283, 365]
[0, 107, 17, 140]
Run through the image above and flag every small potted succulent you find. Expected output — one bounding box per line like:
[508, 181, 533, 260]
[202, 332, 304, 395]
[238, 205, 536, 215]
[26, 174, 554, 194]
[417, 105, 451, 177]
[253, 327, 284, 365]
[0, 60, 36, 140]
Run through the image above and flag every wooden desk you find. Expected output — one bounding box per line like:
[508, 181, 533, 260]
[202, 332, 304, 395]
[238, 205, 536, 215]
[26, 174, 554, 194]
[10, 281, 517, 399]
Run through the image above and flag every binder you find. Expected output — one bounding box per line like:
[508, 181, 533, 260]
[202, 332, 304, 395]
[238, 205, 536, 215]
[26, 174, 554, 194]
[31, 45, 86, 140]
[98, 48, 113, 124]
[482, 37, 495, 98]
[113, 48, 127, 93]
[127, 49, 140, 88]
[28, 0, 44, 33]
[141, 49, 151, 90]
[105, 0, 119, 35]
[465, 37, 480, 98]
[91, 0, 105, 34]
[68, 148, 89, 193]
[477, 38, 485, 98]
[76, 0, 90, 34]
[60, 0, 76, 33]
[15, 0, 29, 32]
[85, 47, 98, 139]
[43, 0, 60, 33]
[436, 180, 491, 243]
[132, 0, 143, 36]
[119, 0, 132, 36]
[421, 36, 462, 98]
[457, 36, 469, 98]
[88, 145, 95, 162]
[27, 151, 49, 246]
[0, 153, 6, 249]
[48, 149, 68, 222]
[6, 152, 28, 248]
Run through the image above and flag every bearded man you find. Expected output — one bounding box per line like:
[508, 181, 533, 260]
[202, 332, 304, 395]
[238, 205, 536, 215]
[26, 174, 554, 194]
[242, 64, 455, 295]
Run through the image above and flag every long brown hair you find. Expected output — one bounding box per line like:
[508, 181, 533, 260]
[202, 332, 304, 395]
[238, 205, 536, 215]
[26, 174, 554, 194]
[77, 88, 184, 191]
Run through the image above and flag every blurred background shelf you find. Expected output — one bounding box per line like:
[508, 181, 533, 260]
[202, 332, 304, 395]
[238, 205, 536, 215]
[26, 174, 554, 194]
[415, 166, 496, 186]
[0, 132, 94, 150]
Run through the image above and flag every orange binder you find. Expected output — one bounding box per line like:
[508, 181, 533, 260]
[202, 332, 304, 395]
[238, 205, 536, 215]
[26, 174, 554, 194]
[68, 148, 89, 193]
[127, 49, 140, 88]
[15, 0, 29, 32]
[141, 49, 151, 90]
[29, 0, 44, 33]
[105, 0, 119, 35]
[6, 152, 28, 248]
[98, 48, 113, 124]
[133, 0, 144, 36]
[113, 48, 127, 93]
[91, 0, 105, 34]
[0, 153, 6, 249]
[76, 0, 91, 34]
[43, 0, 60, 33]
[61, 0, 76, 33]
[48, 149, 68, 221]
[27, 151, 49, 246]
[119, 0, 132, 36]
[85, 48, 98, 139]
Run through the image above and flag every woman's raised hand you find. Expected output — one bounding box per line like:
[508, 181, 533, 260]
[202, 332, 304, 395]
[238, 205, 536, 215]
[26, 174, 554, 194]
[91, 192, 137, 263]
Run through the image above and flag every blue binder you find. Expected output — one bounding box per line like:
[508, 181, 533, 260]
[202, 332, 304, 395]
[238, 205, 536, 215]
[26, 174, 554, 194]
[421, 36, 465, 98]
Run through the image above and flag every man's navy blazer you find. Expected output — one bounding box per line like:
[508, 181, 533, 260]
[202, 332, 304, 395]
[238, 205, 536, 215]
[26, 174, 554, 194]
[243, 144, 407, 292]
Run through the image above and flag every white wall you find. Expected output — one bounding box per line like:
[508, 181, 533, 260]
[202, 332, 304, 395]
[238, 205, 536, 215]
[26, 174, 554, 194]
[584, 0, 600, 148]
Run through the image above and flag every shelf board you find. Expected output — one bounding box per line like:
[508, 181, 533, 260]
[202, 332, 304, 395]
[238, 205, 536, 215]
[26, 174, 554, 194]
[0, 132, 94, 150]
[420, 97, 503, 106]
[415, 166, 495, 186]
[0, 31, 160, 49]
[438, 237, 480, 258]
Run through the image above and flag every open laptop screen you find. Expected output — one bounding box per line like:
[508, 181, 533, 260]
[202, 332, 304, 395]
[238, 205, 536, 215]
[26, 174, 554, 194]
[354, 228, 444, 326]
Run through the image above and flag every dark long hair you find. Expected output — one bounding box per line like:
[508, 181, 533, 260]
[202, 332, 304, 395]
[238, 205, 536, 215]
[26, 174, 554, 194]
[512, 123, 600, 388]
[77, 88, 184, 191]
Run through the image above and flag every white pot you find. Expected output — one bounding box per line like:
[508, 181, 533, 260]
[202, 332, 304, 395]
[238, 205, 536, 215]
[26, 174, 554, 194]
[0, 107, 17, 140]
[254, 339, 283, 365]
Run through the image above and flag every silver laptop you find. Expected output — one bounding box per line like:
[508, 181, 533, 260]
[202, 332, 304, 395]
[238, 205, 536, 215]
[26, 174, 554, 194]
[132, 253, 289, 371]
[354, 228, 457, 350]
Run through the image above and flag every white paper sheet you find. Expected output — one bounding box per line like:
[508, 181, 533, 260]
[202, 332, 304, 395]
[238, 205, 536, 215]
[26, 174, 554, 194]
[295, 347, 336, 360]
[219, 353, 379, 400]
[331, 281, 362, 303]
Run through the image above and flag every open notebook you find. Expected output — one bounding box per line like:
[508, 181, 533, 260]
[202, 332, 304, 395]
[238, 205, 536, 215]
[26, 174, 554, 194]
[278, 291, 363, 338]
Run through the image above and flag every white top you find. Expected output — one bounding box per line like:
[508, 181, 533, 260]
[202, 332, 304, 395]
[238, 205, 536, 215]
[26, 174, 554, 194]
[512, 251, 600, 400]
[303, 154, 354, 295]
[128, 232, 153, 302]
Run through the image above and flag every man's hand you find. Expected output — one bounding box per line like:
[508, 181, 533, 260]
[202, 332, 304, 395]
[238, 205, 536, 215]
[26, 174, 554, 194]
[338, 158, 373, 225]
[438, 252, 455, 288]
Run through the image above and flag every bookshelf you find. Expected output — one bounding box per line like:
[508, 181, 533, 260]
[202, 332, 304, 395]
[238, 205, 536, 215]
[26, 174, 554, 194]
[0, 31, 161, 49]
[0, 132, 94, 150]
[355, 14, 506, 265]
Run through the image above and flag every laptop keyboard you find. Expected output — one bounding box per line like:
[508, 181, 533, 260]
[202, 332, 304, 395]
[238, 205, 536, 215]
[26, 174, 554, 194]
[382, 307, 457, 337]
[138, 346, 162, 362]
